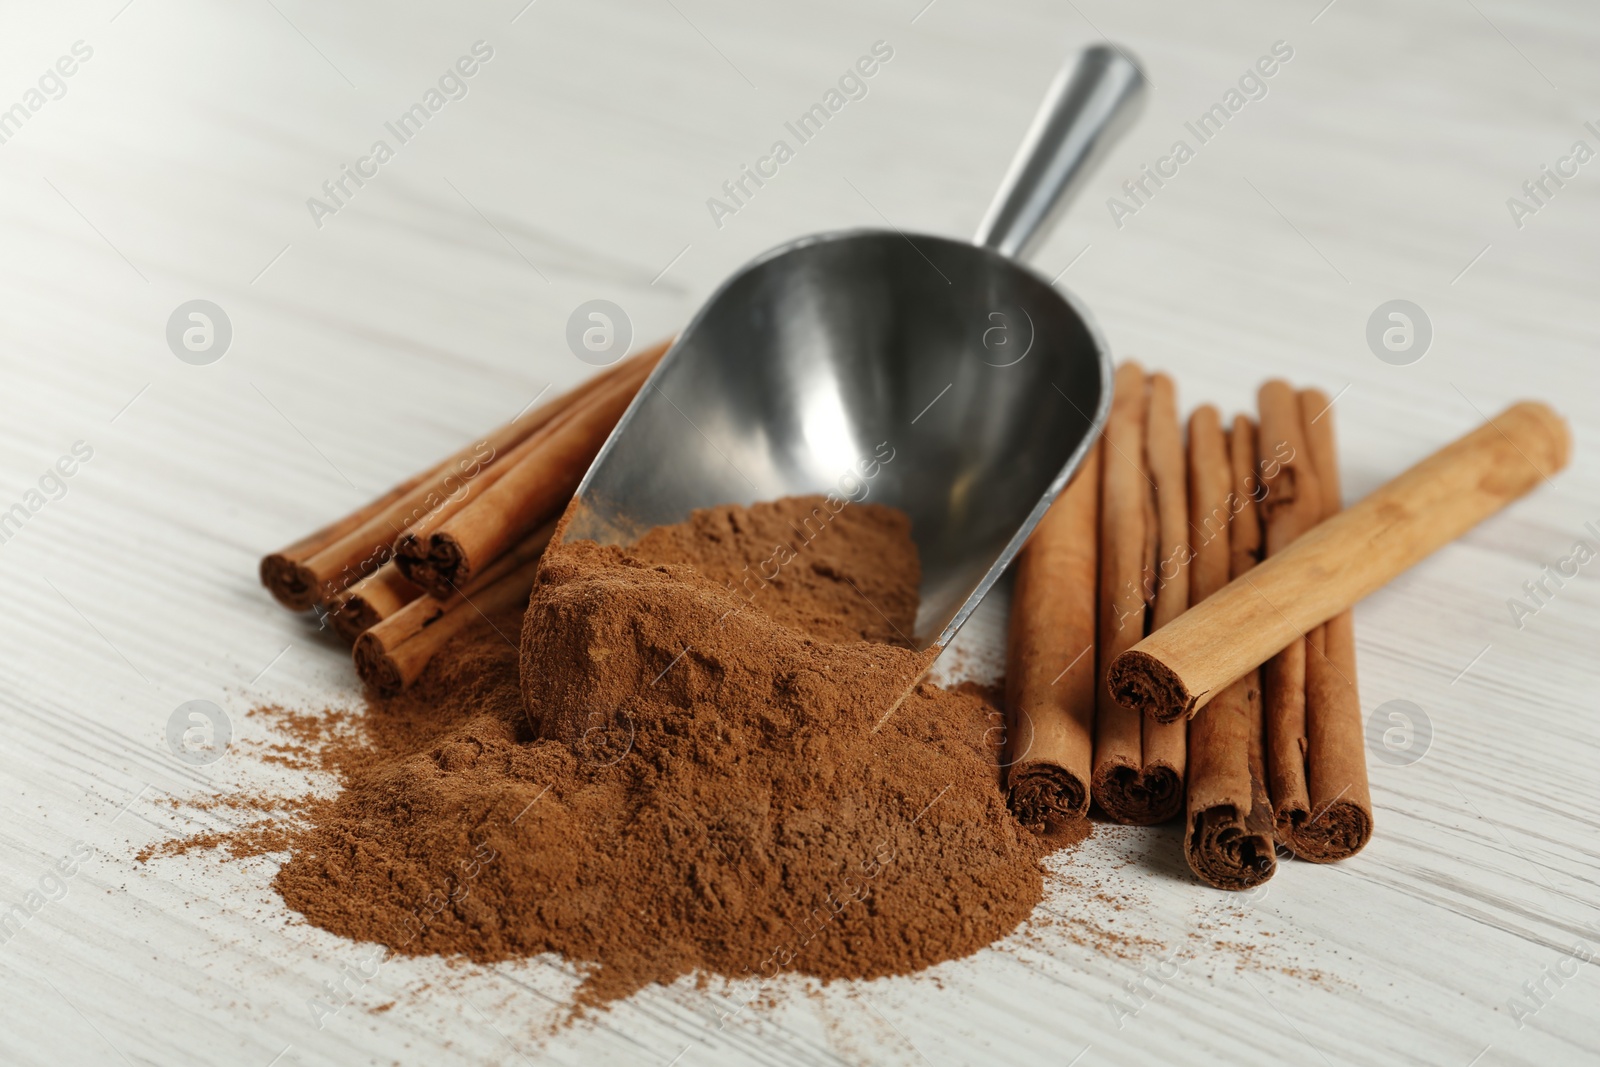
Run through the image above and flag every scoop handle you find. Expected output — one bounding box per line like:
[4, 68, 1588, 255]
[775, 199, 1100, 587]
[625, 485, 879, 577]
[973, 44, 1146, 261]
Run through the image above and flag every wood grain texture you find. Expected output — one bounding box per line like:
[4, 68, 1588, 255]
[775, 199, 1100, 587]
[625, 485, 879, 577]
[1, 1, 1597, 1065]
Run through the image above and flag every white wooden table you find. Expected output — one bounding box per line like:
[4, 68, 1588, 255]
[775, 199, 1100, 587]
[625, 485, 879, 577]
[2, 1, 1597, 1064]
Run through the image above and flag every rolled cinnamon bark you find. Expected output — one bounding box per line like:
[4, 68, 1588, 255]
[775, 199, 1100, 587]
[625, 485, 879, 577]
[1108, 400, 1570, 723]
[261, 352, 647, 611]
[263, 423, 513, 611]
[1257, 381, 1322, 852]
[1185, 408, 1233, 601]
[354, 522, 556, 694]
[1091, 365, 1149, 821]
[393, 341, 667, 585]
[1005, 442, 1100, 831]
[260, 467, 435, 611]
[1184, 412, 1276, 890]
[319, 351, 658, 634]
[1228, 417, 1265, 579]
[1284, 388, 1373, 861]
[408, 356, 657, 599]
[1091, 365, 1180, 824]
[1222, 415, 1273, 883]
[324, 562, 421, 643]
[1139, 373, 1187, 807]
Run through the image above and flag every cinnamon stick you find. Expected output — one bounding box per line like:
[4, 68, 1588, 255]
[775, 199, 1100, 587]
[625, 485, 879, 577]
[263, 423, 511, 612]
[261, 345, 662, 611]
[1091, 365, 1180, 824]
[1228, 416, 1265, 579]
[1005, 442, 1100, 831]
[1231, 418, 1270, 869]
[1184, 412, 1276, 889]
[324, 562, 421, 643]
[407, 355, 657, 599]
[1139, 373, 1187, 806]
[1108, 401, 1570, 723]
[353, 522, 556, 694]
[1257, 381, 1321, 852]
[393, 340, 667, 589]
[1284, 388, 1373, 861]
[259, 467, 435, 610]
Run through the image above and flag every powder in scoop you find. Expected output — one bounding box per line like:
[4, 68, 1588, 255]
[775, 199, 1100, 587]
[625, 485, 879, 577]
[271, 495, 1063, 1007]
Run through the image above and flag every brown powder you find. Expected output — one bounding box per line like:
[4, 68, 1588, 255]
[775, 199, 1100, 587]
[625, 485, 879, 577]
[258, 495, 1066, 1009]
[625, 496, 922, 646]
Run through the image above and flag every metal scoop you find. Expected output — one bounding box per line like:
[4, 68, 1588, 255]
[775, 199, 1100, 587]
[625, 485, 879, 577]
[566, 44, 1146, 650]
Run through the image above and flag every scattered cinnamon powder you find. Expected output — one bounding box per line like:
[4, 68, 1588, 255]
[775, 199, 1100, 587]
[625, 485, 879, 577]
[191, 496, 1081, 1010]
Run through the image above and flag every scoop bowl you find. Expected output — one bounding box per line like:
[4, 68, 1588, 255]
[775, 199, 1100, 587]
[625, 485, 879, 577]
[564, 44, 1146, 649]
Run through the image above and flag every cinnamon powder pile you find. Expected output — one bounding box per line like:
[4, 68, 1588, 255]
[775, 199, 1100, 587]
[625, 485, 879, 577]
[266, 496, 1064, 1006]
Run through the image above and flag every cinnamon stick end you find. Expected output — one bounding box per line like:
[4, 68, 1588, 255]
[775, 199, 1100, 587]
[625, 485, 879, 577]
[1508, 400, 1572, 476]
[391, 551, 429, 591]
[414, 534, 469, 601]
[1281, 800, 1373, 863]
[352, 632, 404, 696]
[394, 544, 455, 601]
[1007, 763, 1090, 832]
[1092, 761, 1183, 826]
[1107, 649, 1196, 724]
[1187, 807, 1277, 890]
[260, 554, 319, 612]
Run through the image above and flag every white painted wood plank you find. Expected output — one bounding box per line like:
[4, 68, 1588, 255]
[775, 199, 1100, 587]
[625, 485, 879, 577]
[1, 1, 1597, 1064]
